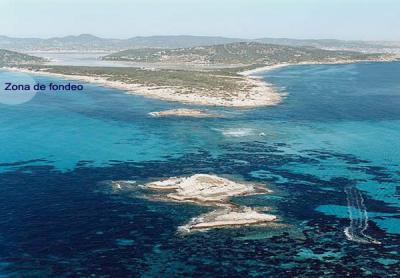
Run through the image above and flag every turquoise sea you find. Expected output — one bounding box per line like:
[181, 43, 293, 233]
[0, 62, 399, 276]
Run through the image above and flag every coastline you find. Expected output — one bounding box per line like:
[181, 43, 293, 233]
[238, 63, 293, 77]
[238, 58, 398, 77]
[4, 66, 282, 108]
[5, 58, 394, 107]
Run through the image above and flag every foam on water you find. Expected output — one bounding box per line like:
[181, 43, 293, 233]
[216, 127, 256, 137]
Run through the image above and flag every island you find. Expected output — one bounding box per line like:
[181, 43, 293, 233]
[179, 207, 277, 233]
[148, 108, 220, 118]
[119, 174, 278, 233]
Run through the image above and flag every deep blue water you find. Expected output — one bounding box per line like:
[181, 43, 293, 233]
[0, 62, 399, 277]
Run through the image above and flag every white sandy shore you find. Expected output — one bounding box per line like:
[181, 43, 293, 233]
[238, 64, 293, 77]
[4, 67, 282, 108]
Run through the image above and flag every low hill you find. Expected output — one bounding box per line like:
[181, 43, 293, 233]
[0, 34, 243, 51]
[2, 34, 398, 53]
[124, 35, 244, 49]
[0, 49, 45, 66]
[103, 42, 388, 66]
[255, 38, 400, 54]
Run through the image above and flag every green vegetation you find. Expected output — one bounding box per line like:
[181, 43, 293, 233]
[24, 65, 248, 93]
[103, 42, 388, 65]
[0, 49, 45, 66]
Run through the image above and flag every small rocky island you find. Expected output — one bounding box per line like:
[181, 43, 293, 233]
[143, 174, 277, 233]
[148, 108, 219, 118]
[180, 207, 276, 232]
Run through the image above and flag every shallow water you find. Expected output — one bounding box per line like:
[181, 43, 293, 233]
[0, 62, 399, 276]
[25, 52, 133, 67]
[26, 52, 240, 70]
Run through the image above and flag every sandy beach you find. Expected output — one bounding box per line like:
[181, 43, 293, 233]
[238, 63, 293, 76]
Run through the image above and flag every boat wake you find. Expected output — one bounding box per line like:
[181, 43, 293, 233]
[344, 187, 381, 245]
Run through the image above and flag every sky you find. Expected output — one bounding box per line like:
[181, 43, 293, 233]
[1, 0, 399, 41]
